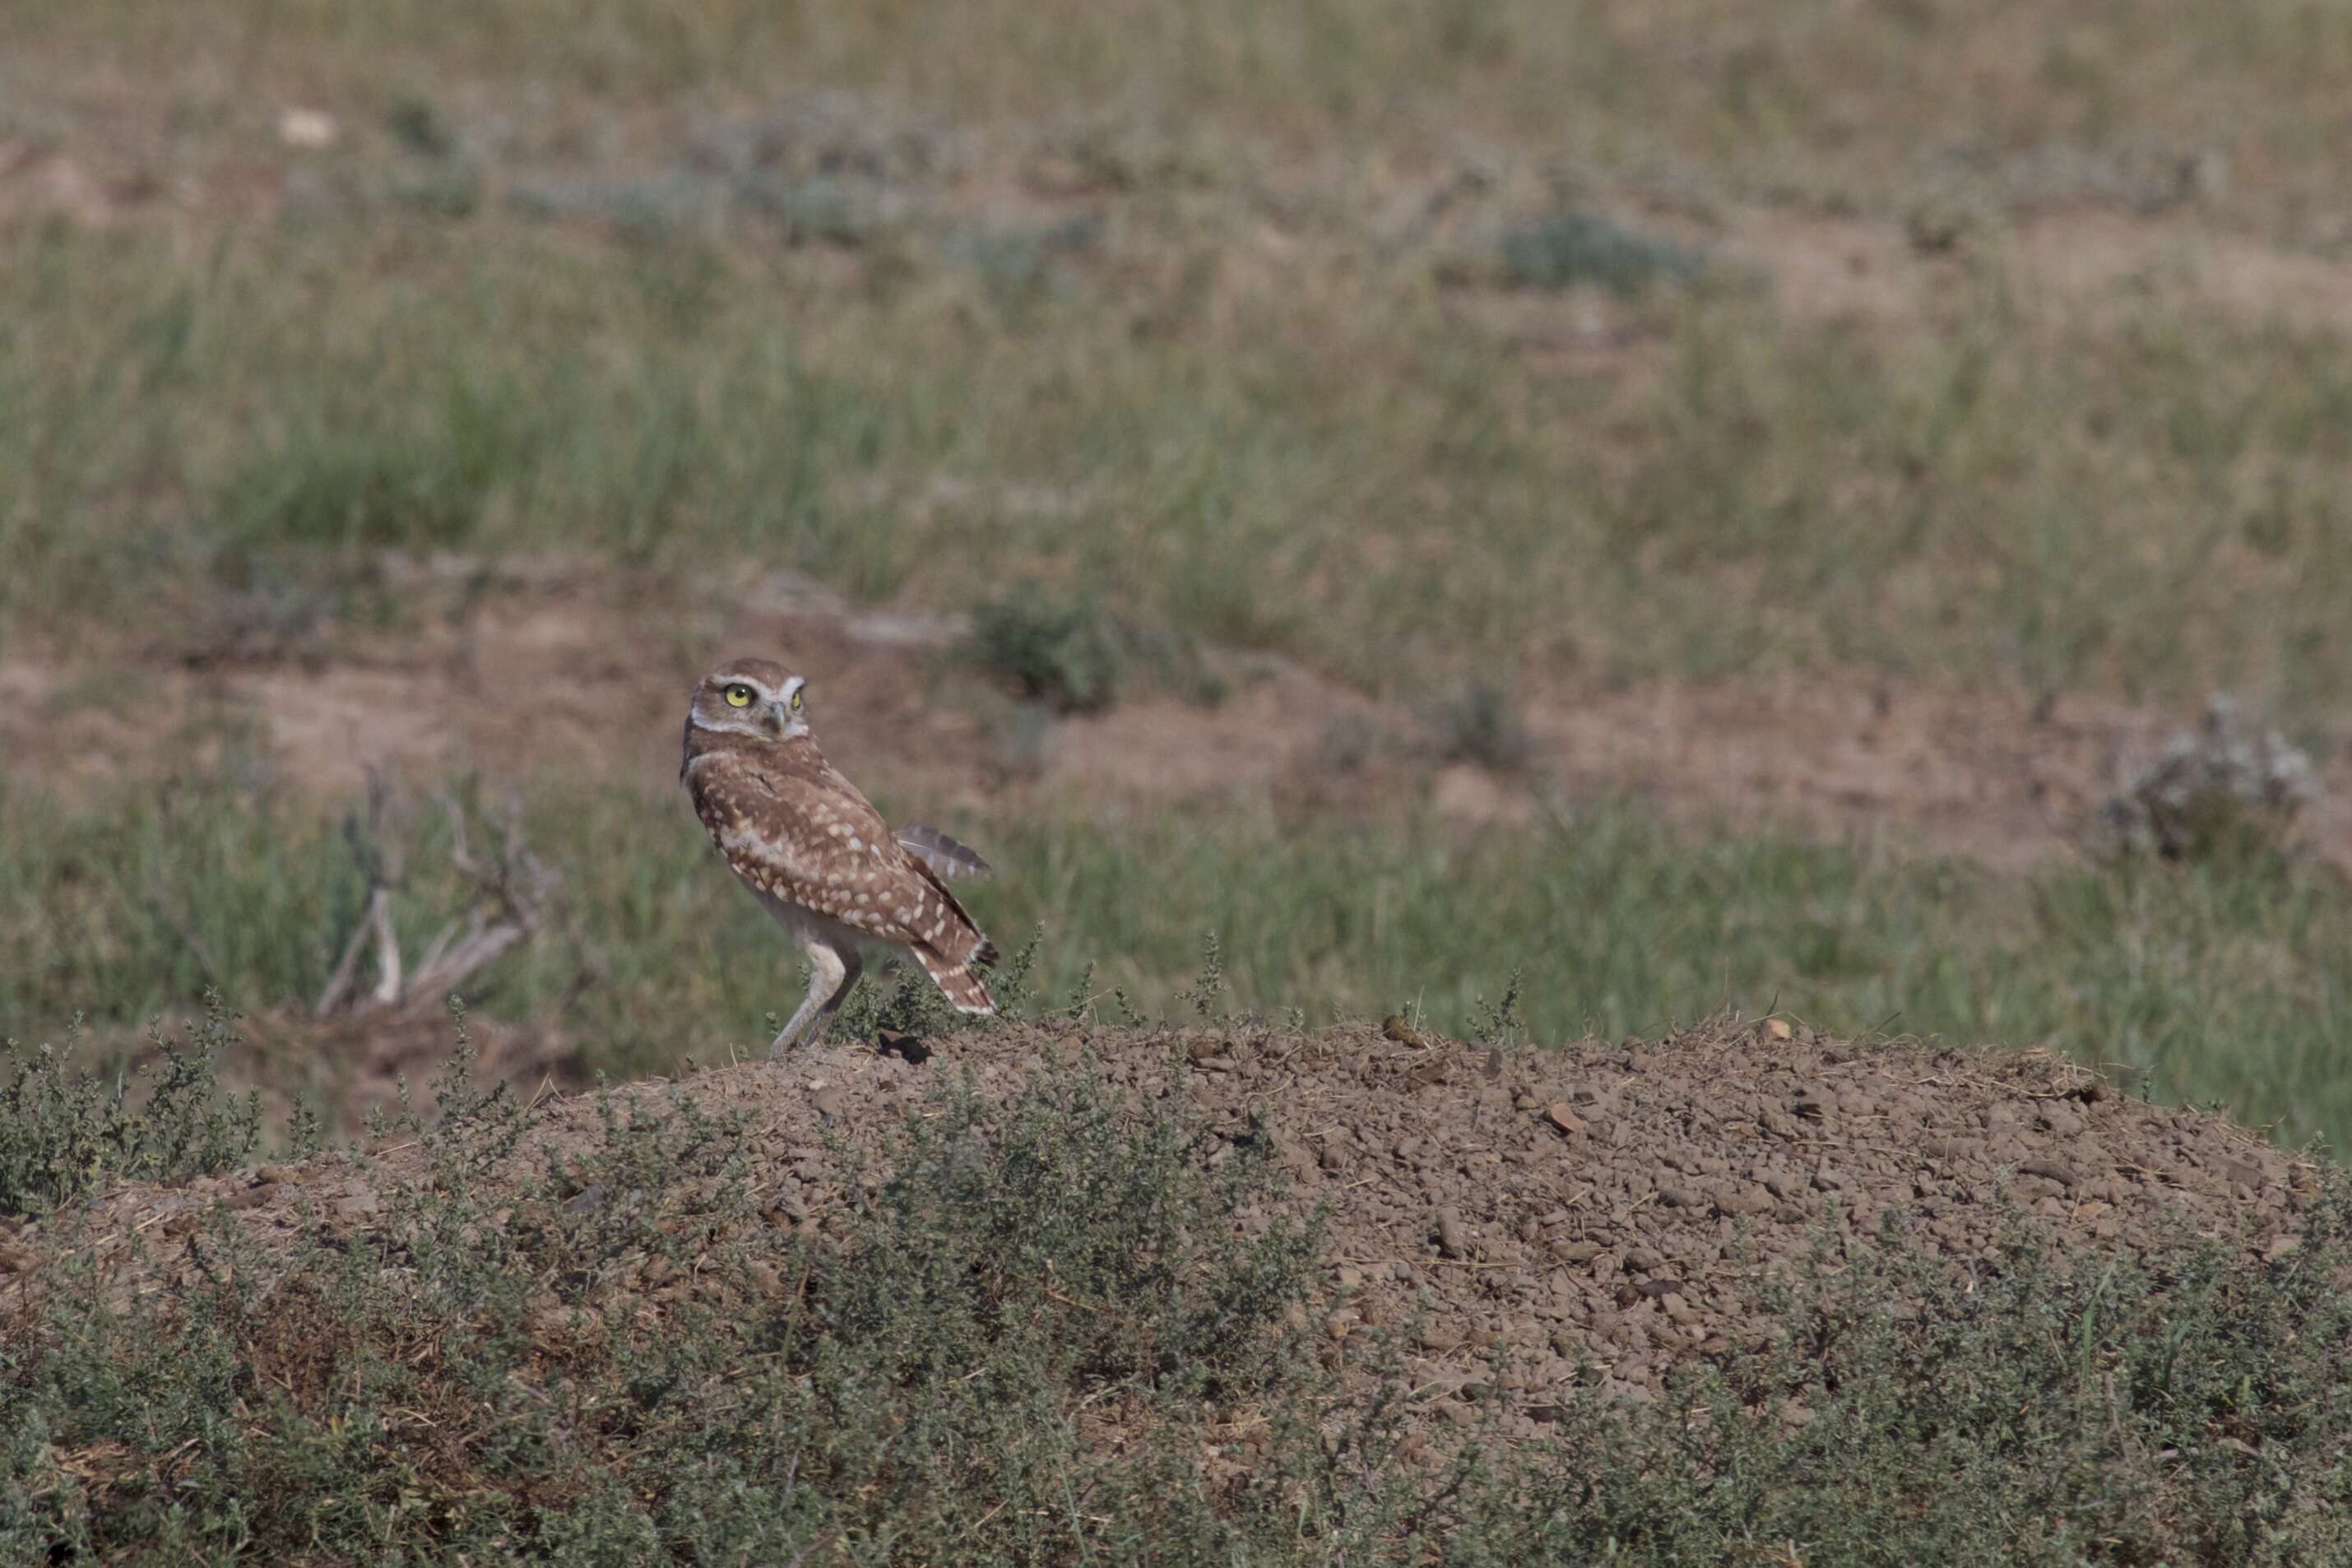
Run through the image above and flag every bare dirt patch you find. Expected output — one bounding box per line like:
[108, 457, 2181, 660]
[8, 569, 2347, 871]
[1712, 202, 2352, 333]
[7, 1019, 2318, 1431]
[1524, 675, 2331, 873]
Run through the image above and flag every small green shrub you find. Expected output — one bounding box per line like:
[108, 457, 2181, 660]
[384, 95, 457, 158]
[1468, 967, 1524, 1046]
[0, 994, 260, 1219]
[1427, 678, 1533, 772]
[944, 215, 1104, 316]
[1499, 209, 1704, 295]
[2097, 694, 2322, 863]
[967, 587, 1129, 712]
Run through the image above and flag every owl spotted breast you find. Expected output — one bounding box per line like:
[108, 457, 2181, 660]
[681, 657, 998, 1056]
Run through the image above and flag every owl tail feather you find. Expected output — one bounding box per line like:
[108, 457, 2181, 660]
[898, 823, 994, 882]
[914, 946, 996, 1015]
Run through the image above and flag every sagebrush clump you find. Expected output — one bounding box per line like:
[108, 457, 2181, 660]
[1497, 209, 1705, 295]
[1427, 679, 1533, 773]
[2097, 694, 2322, 861]
[967, 587, 1130, 713]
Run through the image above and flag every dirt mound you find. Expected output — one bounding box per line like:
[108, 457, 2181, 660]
[3, 1020, 2320, 1420]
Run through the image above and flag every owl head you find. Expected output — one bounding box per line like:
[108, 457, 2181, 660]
[687, 657, 812, 744]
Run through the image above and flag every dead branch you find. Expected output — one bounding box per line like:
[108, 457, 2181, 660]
[314, 775, 554, 1023]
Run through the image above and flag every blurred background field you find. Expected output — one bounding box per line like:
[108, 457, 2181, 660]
[7, 0, 2352, 1144]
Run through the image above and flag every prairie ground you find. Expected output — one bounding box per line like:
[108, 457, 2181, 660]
[7, 10, 2352, 1553]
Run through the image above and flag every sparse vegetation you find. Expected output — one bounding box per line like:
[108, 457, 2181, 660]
[15, 772, 2352, 1145]
[10, 0, 2352, 1555]
[2098, 695, 2324, 863]
[1448, 1196, 2352, 1565]
[1, 1059, 1325, 1565]
[8, 9, 2352, 698]
[0, 995, 258, 1219]
[1497, 209, 1705, 295]
[7, 1038, 2350, 1565]
[968, 587, 1129, 714]
[1427, 680, 1533, 774]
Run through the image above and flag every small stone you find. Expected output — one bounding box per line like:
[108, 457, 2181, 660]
[2018, 1158, 2077, 1188]
[277, 108, 341, 150]
[2038, 1103, 2085, 1138]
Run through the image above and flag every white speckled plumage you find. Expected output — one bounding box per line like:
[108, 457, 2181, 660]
[681, 657, 997, 1056]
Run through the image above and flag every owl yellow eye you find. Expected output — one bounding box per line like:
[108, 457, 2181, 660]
[790, 689, 802, 711]
[723, 684, 754, 708]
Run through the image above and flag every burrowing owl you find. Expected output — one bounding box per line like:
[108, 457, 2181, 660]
[681, 657, 998, 1055]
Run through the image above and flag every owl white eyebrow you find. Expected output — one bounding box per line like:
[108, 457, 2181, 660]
[780, 676, 807, 702]
[712, 675, 772, 695]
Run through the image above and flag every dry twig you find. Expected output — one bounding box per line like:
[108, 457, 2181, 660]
[314, 774, 554, 1022]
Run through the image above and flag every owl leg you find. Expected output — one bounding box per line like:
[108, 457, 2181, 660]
[801, 946, 863, 1052]
[769, 943, 843, 1057]
[769, 941, 858, 1057]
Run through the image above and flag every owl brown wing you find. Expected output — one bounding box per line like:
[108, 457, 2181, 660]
[689, 753, 992, 981]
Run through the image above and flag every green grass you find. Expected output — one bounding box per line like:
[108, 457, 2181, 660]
[9, 770, 2351, 1148]
[9, 0, 2352, 709]
[12, 214, 2352, 705]
[8, 1045, 2352, 1564]
[12, 0, 2352, 228]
